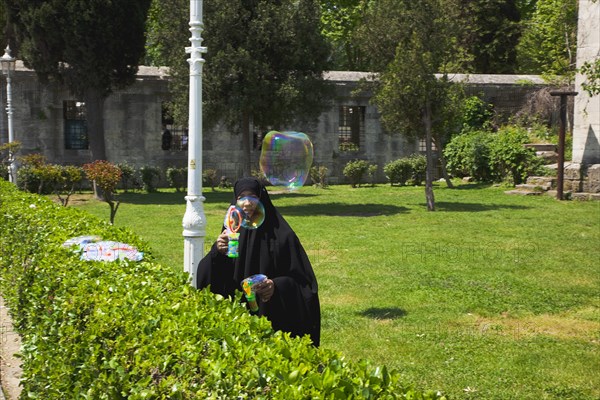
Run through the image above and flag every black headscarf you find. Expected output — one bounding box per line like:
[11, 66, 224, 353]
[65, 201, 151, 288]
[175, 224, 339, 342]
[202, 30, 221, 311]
[197, 178, 320, 346]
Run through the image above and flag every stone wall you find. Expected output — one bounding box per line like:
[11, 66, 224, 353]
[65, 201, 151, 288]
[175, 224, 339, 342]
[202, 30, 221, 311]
[573, 0, 600, 164]
[1, 68, 558, 185]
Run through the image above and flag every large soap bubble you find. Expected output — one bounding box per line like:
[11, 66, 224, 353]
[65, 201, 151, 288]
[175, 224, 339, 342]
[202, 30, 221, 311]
[259, 130, 314, 190]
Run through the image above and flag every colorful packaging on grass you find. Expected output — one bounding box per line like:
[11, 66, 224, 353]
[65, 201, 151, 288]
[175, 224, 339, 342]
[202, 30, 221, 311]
[63, 236, 144, 262]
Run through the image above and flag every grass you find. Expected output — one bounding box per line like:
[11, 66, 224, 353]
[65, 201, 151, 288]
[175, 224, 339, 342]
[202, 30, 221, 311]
[69, 181, 600, 399]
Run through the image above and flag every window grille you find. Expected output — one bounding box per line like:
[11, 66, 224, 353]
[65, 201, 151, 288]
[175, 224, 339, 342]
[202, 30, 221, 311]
[338, 106, 364, 151]
[64, 101, 88, 150]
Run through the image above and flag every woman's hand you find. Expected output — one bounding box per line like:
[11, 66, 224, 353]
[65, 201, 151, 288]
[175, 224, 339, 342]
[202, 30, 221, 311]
[254, 278, 275, 302]
[216, 230, 229, 254]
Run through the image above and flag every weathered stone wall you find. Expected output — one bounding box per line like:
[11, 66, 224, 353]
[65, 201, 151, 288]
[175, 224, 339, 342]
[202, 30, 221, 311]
[1, 68, 557, 185]
[573, 0, 600, 164]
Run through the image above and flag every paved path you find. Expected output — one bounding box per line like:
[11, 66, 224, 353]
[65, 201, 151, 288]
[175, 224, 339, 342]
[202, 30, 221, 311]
[0, 296, 21, 400]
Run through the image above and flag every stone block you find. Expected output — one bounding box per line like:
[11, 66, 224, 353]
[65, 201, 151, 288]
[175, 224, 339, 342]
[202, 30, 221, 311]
[563, 180, 582, 192]
[524, 143, 557, 152]
[536, 151, 558, 163]
[581, 164, 600, 193]
[572, 192, 591, 201]
[583, 164, 600, 192]
[563, 163, 582, 180]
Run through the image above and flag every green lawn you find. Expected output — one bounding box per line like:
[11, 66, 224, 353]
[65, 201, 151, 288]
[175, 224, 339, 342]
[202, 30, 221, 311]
[70, 182, 600, 399]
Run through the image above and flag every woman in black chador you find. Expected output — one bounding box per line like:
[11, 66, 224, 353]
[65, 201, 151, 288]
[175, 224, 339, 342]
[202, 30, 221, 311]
[196, 177, 321, 346]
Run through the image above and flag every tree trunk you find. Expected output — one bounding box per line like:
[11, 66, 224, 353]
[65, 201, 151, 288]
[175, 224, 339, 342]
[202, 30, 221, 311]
[433, 136, 454, 189]
[241, 111, 252, 178]
[84, 88, 107, 162]
[423, 101, 435, 211]
[84, 88, 107, 199]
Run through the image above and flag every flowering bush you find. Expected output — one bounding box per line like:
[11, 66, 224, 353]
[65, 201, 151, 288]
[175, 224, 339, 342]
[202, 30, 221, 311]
[83, 160, 122, 224]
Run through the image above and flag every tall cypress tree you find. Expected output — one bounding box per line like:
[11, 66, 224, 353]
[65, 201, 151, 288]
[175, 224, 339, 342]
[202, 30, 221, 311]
[5, 0, 152, 161]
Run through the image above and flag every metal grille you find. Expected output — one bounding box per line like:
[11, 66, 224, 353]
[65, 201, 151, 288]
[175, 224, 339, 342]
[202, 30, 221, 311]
[63, 101, 88, 150]
[338, 106, 364, 149]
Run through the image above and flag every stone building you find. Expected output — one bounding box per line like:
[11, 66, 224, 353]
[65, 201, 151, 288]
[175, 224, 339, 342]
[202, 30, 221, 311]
[0, 65, 553, 184]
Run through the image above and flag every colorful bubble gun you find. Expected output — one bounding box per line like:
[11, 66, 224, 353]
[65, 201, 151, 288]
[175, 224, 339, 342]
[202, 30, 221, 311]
[241, 274, 267, 312]
[225, 205, 243, 258]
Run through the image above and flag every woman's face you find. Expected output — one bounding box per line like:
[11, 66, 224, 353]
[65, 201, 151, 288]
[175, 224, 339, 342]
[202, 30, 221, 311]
[237, 190, 259, 218]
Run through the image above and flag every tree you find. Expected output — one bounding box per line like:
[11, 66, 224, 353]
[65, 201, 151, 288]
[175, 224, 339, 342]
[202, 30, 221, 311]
[5, 0, 152, 161]
[205, 0, 332, 176]
[365, 0, 465, 210]
[454, 0, 522, 73]
[580, 59, 600, 96]
[83, 160, 122, 224]
[320, 0, 370, 70]
[516, 0, 578, 79]
[144, 0, 189, 124]
[146, 0, 332, 176]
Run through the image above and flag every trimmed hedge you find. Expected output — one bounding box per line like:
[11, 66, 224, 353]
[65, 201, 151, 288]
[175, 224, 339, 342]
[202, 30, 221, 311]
[0, 179, 445, 399]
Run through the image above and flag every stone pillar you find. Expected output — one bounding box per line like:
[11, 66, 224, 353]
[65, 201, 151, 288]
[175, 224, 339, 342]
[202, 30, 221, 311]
[573, 0, 600, 164]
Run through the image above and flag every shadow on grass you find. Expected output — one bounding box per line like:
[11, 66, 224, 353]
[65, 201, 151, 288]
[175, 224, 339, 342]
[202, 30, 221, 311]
[117, 189, 319, 206]
[277, 202, 409, 217]
[117, 190, 233, 205]
[434, 202, 531, 212]
[359, 307, 407, 320]
[451, 182, 495, 190]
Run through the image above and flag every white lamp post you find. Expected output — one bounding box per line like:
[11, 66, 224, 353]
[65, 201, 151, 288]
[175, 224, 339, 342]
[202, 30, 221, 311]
[0, 45, 16, 184]
[182, 0, 207, 287]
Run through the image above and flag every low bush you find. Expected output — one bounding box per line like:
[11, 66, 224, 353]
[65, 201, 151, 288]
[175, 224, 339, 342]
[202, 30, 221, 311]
[310, 165, 329, 188]
[343, 159, 373, 188]
[116, 162, 138, 192]
[444, 130, 494, 181]
[0, 180, 445, 400]
[384, 154, 427, 186]
[83, 160, 122, 224]
[139, 165, 161, 193]
[384, 158, 412, 186]
[167, 166, 187, 192]
[202, 168, 218, 191]
[444, 125, 546, 184]
[489, 125, 545, 184]
[407, 154, 426, 185]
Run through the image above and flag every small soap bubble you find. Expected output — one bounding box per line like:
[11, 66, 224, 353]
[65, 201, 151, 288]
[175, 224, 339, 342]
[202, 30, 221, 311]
[236, 196, 265, 229]
[259, 130, 314, 190]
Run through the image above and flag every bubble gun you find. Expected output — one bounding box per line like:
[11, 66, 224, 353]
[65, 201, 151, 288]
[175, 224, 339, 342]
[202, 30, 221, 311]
[224, 205, 243, 258]
[241, 274, 267, 312]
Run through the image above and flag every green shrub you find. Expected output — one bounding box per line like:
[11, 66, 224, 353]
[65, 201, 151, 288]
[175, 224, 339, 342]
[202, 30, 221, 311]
[408, 154, 427, 185]
[384, 154, 426, 186]
[339, 141, 360, 152]
[343, 159, 371, 188]
[139, 165, 161, 193]
[310, 165, 329, 188]
[16, 153, 52, 194]
[167, 166, 187, 192]
[461, 96, 494, 131]
[0, 164, 7, 181]
[384, 158, 412, 186]
[202, 168, 217, 190]
[0, 180, 445, 399]
[83, 160, 122, 224]
[116, 162, 138, 192]
[490, 126, 544, 184]
[51, 165, 84, 206]
[444, 130, 494, 181]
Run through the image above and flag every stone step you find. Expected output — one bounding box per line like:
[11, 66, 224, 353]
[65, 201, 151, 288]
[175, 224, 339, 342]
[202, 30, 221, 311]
[504, 189, 544, 196]
[526, 176, 555, 187]
[524, 143, 557, 152]
[517, 183, 551, 191]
